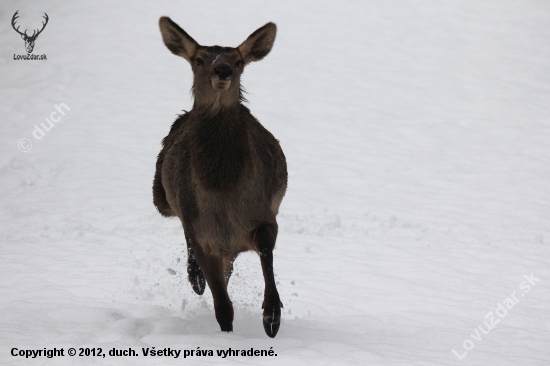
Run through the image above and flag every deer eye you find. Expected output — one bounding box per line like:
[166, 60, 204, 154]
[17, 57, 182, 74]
[235, 60, 243, 68]
[195, 58, 204, 66]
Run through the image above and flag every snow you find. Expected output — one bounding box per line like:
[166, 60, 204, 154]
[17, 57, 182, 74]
[1, 0, 550, 365]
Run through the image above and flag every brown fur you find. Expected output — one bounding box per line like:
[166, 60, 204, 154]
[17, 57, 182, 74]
[153, 17, 286, 336]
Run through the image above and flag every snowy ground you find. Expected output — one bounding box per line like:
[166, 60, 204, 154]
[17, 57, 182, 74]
[1, 0, 550, 365]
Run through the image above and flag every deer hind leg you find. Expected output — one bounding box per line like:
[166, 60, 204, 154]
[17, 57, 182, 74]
[254, 224, 283, 338]
[191, 244, 234, 332]
[186, 246, 205, 295]
[152, 151, 175, 217]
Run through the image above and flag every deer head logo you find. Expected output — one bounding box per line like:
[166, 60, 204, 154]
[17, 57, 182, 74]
[12, 11, 49, 54]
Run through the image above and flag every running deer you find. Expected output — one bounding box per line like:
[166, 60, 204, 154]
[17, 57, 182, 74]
[153, 17, 287, 338]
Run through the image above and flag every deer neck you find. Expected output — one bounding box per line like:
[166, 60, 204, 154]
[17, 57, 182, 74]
[192, 82, 242, 114]
[191, 105, 251, 191]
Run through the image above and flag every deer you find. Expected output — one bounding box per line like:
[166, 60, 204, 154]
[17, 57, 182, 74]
[153, 17, 287, 338]
[11, 11, 49, 54]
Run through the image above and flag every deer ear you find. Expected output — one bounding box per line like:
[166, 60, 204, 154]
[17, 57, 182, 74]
[238, 22, 277, 64]
[159, 17, 199, 62]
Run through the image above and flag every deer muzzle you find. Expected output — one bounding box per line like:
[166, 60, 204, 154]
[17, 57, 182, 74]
[211, 78, 231, 90]
[211, 64, 232, 90]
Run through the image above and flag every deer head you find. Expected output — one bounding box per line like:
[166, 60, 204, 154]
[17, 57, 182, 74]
[12, 11, 49, 54]
[159, 17, 276, 110]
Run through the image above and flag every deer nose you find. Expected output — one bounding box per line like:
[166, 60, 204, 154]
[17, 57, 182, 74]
[214, 66, 232, 80]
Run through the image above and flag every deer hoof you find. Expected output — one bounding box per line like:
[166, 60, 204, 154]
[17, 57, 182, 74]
[220, 322, 233, 332]
[191, 274, 205, 295]
[263, 318, 280, 338]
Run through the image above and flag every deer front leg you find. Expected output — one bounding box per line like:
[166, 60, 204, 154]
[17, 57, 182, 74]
[255, 225, 283, 338]
[223, 253, 238, 286]
[192, 245, 234, 332]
